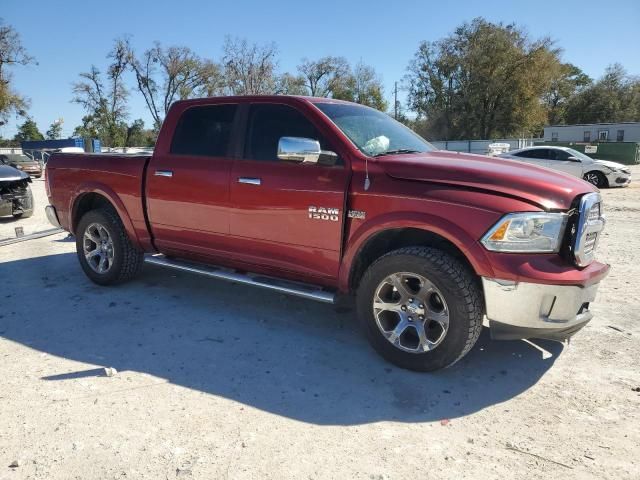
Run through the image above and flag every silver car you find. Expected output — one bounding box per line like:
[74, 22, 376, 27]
[499, 146, 631, 188]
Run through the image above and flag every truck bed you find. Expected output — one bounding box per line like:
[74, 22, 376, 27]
[46, 153, 152, 248]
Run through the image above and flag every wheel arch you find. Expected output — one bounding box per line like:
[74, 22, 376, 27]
[70, 186, 143, 250]
[342, 218, 494, 294]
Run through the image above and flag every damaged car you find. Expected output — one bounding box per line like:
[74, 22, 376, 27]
[0, 160, 34, 219]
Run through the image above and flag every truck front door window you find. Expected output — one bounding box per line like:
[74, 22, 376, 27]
[244, 104, 336, 163]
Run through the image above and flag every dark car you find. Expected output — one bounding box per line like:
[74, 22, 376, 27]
[0, 160, 34, 219]
[0, 153, 43, 178]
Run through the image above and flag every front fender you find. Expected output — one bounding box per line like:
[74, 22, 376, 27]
[69, 182, 144, 250]
[338, 211, 496, 292]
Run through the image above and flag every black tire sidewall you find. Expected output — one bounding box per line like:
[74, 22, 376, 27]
[75, 209, 128, 286]
[357, 251, 478, 372]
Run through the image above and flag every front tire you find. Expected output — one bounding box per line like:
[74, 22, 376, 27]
[356, 247, 483, 372]
[75, 208, 144, 285]
[583, 171, 608, 188]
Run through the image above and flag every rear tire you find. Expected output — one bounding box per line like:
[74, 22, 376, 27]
[356, 247, 483, 372]
[75, 208, 144, 285]
[583, 171, 608, 188]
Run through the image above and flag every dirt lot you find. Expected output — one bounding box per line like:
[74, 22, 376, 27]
[0, 169, 639, 479]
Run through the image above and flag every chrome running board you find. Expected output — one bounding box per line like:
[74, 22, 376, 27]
[144, 254, 336, 304]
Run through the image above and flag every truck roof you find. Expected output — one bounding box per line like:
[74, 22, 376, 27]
[171, 95, 357, 108]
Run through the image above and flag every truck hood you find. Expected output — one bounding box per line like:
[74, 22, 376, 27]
[379, 151, 594, 210]
[0, 164, 29, 182]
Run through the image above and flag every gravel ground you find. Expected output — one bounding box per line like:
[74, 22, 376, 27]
[0, 168, 638, 479]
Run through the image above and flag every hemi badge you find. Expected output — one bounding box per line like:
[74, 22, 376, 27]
[348, 210, 366, 220]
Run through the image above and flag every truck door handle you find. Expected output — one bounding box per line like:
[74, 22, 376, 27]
[155, 170, 173, 177]
[238, 177, 261, 185]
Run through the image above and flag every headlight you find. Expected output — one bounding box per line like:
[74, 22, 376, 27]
[481, 212, 568, 253]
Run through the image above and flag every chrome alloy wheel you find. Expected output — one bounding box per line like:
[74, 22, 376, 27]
[584, 172, 600, 187]
[373, 272, 450, 353]
[83, 223, 114, 274]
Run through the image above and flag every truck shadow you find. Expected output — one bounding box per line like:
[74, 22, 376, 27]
[1, 249, 563, 425]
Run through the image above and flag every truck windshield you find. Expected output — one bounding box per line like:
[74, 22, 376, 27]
[313, 102, 435, 157]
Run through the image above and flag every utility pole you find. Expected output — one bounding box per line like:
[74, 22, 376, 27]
[394, 82, 398, 120]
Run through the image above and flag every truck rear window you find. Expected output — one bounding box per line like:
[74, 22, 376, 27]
[171, 104, 237, 157]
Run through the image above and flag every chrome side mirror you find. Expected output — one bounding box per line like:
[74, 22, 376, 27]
[277, 137, 339, 166]
[277, 137, 322, 164]
[567, 156, 581, 162]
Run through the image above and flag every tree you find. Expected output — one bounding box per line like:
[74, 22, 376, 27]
[0, 19, 35, 126]
[222, 37, 278, 95]
[405, 18, 562, 140]
[564, 64, 640, 124]
[332, 61, 388, 110]
[46, 118, 64, 139]
[124, 118, 155, 147]
[127, 38, 224, 127]
[275, 72, 307, 95]
[543, 63, 591, 125]
[71, 40, 130, 146]
[297, 56, 350, 97]
[13, 118, 43, 142]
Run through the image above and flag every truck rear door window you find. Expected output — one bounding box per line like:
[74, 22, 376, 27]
[171, 104, 237, 157]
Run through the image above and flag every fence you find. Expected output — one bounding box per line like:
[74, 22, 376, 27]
[0, 148, 23, 155]
[430, 138, 536, 155]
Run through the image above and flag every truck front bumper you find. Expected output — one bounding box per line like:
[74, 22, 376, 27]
[482, 277, 605, 341]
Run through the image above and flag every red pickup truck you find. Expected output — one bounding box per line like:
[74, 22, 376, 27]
[45, 96, 609, 371]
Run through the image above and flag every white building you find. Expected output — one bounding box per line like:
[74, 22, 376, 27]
[544, 122, 640, 143]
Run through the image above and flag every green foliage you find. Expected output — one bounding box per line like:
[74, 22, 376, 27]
[124, 119, 156, 147]
[406, 18, 562, 139]
[46, 119, 64, 139]
[13, 118, 44, 142]
[543, 63, 592, 125]
[332, 62, 388, 111]
[275, 73, 307, 95]
[564, 64, 640, 124]
[0, 19, 35, 126]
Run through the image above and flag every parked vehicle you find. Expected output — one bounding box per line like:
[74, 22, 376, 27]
[45, 96, 609, 371]
[0, 153, 43, 178]
[0, 161, 34, 219]
[486, 143, 510, 156]
[498, 146, 631, 188]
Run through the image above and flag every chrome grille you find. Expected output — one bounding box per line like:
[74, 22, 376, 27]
[573, 193, 605, 267]
[587, 202, 600, 223]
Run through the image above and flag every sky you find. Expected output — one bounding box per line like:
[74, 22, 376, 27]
[1, 0, 639, 138]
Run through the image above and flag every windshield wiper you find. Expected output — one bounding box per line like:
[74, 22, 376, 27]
[373, 149, 421, 157]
